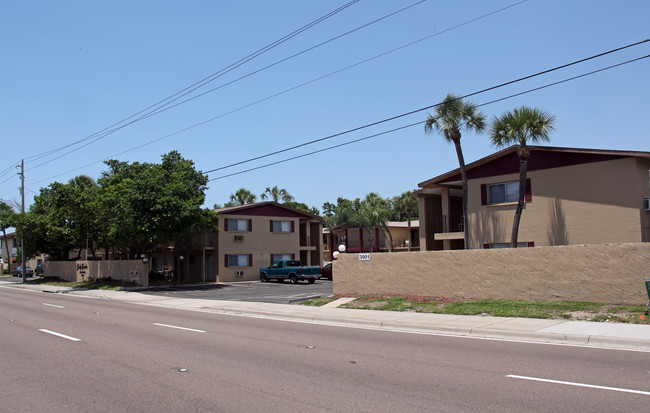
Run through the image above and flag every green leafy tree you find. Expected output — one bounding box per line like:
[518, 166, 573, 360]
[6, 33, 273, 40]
[12, 176, 100, 261]
[283, 201, 319, 215]
[489, 106, 556, 247]
[260, 186, 294, 203]
[229, 188, 257, 205]
[360, 193, 394, 252]
[391, 191, 418, 251]
[425, 94, 485, 249]
[97, 151, 218, 256]
[0, 201, 16, 271]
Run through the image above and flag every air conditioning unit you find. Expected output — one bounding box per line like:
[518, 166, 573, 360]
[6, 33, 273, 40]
[645, 198, 650, 211]
[234, 235, 244, 241]
[235, 270, 245, 277]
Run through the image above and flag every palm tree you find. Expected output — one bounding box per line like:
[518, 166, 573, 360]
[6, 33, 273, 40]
[401, 191, 418, 252]
[230, 188, 257, 205]
[489, 106, 556, 247]
[425, 94, 485, 249]
[260, 186, 294, 203]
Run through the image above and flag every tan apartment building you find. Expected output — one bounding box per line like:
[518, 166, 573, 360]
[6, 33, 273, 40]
[216, 202, 323, 282]
[417, 145, 650, 250]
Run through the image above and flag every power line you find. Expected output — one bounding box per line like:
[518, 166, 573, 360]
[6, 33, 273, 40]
[26, 0, 425, 172]
[22, 0, 362, 165]
[27, 39, 650, 187]
[206, 53, 650, 182]
[23, 0, 528, 186]
[203, 39, 649, 175]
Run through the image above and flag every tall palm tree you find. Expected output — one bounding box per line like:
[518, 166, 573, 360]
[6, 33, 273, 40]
[260, 186, 294, 203]
[489, 106, 556, 247]
[230, 188, 257, 205]
[402, 191, 418, 252]
[425, 94, 485, 249]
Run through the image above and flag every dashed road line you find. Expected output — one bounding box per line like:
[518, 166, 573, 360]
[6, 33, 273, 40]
[38, 329, 81, 342]
[153, 323, 206, 333]
[42, 303, 65, 308]
[506, 375, 650, 396]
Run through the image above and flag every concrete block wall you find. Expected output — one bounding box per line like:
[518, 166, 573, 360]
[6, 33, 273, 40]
[333, 243, 650, 305]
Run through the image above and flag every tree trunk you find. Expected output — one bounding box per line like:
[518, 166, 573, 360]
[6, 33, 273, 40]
[511, 149, 530, 248]
[2, 228, 11, 273]
[453, 139, 469, 249]
[380, 224, 394, 252]
[407, 210, 412, 252]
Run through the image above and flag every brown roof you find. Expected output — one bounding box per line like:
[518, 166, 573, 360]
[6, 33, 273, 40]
[419, 145, 650, 188]
[215, 201, 323, 221]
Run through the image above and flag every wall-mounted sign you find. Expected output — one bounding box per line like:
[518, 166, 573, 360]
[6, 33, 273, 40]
[359, 253, 370, 261]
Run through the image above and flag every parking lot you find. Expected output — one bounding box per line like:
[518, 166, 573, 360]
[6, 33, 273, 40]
[140, 279, 333, 304]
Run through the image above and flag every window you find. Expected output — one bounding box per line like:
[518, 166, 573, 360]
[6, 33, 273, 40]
[482, 179, 532, 205]
[227, 219, 249, 232]
[226, 254, 251, 267]
[271, 220, 293, 233]
[484, 242, 534, 249]
[489, 181, 519, 204]
[271, 253, 293, 262]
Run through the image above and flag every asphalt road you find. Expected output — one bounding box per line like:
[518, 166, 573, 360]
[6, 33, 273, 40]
[2, 287, 650, 412]
[140, 279, 333, 304]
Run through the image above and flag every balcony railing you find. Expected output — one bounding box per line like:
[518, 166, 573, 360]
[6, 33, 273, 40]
[436, 214, 464, 233]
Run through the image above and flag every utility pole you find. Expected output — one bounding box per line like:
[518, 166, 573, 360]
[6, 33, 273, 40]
[19, 160, 26, 283]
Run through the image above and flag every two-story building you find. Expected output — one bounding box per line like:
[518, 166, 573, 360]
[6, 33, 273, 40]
[417, 145, 650, 250]
[216, 202, 324, 282]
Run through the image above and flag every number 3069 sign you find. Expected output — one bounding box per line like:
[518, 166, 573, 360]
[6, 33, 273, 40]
[358, 253, 370, 261]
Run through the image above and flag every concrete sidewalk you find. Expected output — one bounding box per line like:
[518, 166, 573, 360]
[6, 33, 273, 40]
[4, 281, 650, 351]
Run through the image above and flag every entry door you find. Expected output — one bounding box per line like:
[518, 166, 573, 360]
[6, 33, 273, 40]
[204, 254, 215, 282]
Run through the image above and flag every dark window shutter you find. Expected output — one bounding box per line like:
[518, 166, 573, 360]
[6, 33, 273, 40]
[481, 184, 487, 205]
[525, 178, 532, 202]
[291, 253, 295, 260]
[270, 255, 274, 265]
[483, 243, 490, 249]
[291, 221, 295, 233]
[248, 219, 252, 232]
[270, 220, 274, 232]
[224, 254, 229, 267]
[527, 241, 535, 247]
[224, 219, 229, 231]
[248, 254, 253, 267]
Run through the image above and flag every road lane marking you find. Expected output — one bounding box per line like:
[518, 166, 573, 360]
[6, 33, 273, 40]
[38, 329, 81, 342]
[506, 375, 650, 396]
[153, 323, 206, 333]
[42, 303, 64, 308]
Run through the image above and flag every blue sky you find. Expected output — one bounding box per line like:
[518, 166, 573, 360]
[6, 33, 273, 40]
[1, 0, 648, 212]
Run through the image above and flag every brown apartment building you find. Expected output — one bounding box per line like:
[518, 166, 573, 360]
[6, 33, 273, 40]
[417, 145, 650, 250]
[216, 202, 323, 282]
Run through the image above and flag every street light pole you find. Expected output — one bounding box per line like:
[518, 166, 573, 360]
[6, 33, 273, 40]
[20, 159, 26, 283]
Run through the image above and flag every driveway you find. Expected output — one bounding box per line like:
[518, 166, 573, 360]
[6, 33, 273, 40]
[140, 279, 333, 304]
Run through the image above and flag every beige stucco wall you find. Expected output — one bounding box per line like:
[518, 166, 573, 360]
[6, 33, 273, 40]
[44, 260, 149, 286]
[333, 243, 650, 305]
[218, 214, 322, 282]
[467, 157, 650, 248]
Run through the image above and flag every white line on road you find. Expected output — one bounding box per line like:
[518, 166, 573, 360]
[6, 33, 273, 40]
[506, 375, 650, 396]
[153, 323, 206, 333]
[42, 303, 64, 308]
[38, 329, 81, 342]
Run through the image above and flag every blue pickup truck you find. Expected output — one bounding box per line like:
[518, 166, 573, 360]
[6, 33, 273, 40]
[259, 260, 321, 284]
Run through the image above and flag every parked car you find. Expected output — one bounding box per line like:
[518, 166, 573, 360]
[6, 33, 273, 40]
[259, 260, 321, 284]
[35, 263, 44, 276]
[321, 263, 332, 280]
[12, 266, 34, 277]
